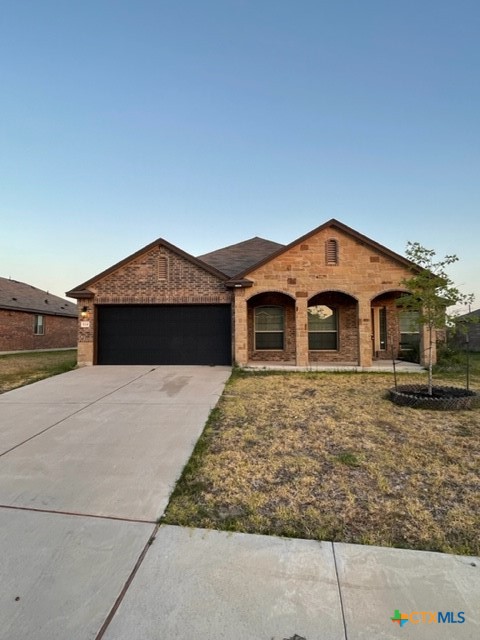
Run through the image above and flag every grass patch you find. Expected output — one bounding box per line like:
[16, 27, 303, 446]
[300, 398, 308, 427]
[433, 351, 480, 385]
[333, 451, 361, 467]
[0, 350, 77, 393]
[163, 369, 480, 555]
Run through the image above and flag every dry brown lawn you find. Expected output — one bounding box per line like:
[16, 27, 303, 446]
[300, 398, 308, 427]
[0, 350, 77, 393]
[164, 369, 480, 555]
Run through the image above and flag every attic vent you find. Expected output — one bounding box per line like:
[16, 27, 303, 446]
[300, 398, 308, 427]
[326, 239, 339, 265]
[158, 255, 168, 281]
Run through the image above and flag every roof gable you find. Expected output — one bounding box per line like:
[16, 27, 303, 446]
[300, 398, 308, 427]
[232, 219, 417, 278]
[67, 237, 229, 298]
[0, 277, 77, 317]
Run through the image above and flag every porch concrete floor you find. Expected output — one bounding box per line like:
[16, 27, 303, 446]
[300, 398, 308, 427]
[244, 360, 425, 373]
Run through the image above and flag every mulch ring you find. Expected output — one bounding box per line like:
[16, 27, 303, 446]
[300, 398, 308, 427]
[389, 384, 480, 410]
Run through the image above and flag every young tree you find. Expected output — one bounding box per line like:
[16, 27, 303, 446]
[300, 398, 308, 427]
[398, 242, 474, 395]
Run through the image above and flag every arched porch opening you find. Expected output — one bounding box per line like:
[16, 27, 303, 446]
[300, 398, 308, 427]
[247, 291, 296, 363]
[371, 290, 420, 362]
[308, 291, 359, 364]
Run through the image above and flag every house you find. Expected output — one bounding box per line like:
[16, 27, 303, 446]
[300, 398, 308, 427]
[66, 219, 433, 368]
[448, 309, 480, 352]
[0, 277, 77, 352]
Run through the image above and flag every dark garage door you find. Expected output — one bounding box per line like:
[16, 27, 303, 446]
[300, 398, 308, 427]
[97, 305, 231, 365]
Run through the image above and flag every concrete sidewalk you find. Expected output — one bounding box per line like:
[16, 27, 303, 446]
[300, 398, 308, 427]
[0, 507, 154, 640]
[102, 525, 479, 640]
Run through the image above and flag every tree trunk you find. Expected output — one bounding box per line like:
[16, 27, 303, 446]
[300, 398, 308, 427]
[428, 325, 433, 395]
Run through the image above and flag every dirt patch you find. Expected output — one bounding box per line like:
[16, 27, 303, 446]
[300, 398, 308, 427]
[164, 371, 480, 555]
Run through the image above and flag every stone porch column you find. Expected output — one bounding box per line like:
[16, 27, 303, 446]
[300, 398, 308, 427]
[77, 298, 95, 366]
[358, 297, 372, 368]
[233, 290, 248, 366]
[295, 296, 309, 367]
[77, 342, 94, 367]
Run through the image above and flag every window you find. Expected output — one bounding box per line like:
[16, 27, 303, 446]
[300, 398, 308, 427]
[399, 311, 420, 351]
[34, 315, 45, 335]
[158, 255, 168, 280]
[325, 239, 339, 265]
[254, 306, 284, 349]
[308, 305, 338, 349]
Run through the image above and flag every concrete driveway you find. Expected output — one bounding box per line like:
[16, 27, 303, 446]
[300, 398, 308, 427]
[0, 365, 230, 521]
[0, 365, 230, 640]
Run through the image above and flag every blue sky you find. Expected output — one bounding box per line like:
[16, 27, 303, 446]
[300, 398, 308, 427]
[1, 1, 479, 307]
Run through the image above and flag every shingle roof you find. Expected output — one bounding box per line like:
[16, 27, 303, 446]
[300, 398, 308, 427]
[198, 237, 284, 277]
[457, 308, 480, 319]
[0, 277, 77, 317]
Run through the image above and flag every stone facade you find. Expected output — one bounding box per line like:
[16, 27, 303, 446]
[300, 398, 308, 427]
[0, 309, 77, 352]
[233, 225, 423, 367]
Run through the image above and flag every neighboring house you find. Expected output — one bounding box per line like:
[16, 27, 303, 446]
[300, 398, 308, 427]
[448, 309, 480, 352]
[0, 277, 77, 352]
[67, 219, 433, 368]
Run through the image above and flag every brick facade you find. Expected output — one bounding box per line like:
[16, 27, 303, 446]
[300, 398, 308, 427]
[308, 297, 358, 364]
[247, 292, 296, 362]
[76, 244, 232, 365]
[371, 294, 402, 361]
[0, 309, 77, 352]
